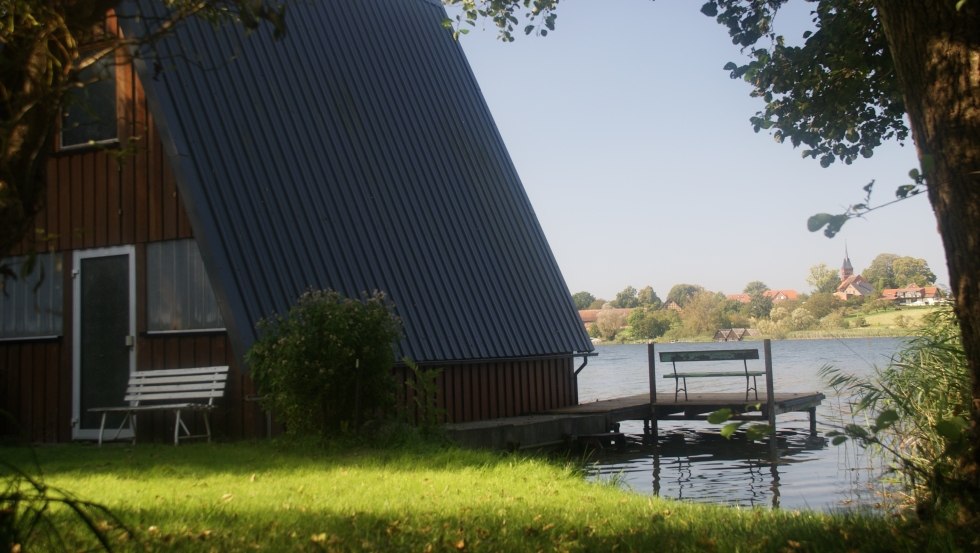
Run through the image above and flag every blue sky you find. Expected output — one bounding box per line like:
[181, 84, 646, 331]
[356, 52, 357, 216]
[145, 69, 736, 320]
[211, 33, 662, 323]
[452, 0, 948, 301]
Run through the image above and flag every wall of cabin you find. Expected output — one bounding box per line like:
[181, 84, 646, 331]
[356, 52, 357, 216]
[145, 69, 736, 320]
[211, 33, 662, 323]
[395, 357, 579, 424]
[0, 43, 267, 444]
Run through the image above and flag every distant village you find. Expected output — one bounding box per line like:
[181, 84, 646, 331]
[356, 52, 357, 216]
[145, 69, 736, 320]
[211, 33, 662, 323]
[576, 251, 947, 343]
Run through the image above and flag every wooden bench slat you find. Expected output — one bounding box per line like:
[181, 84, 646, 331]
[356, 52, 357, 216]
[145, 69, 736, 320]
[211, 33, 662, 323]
[131, 366, 229, 377]
[124, 390, 225, 401]
[129, 374, 229, 386]
[660, 350, 759, 362]
[664, 371, 766, 378]
[91, 403, 215, 413]
[127, 383, 225, 394]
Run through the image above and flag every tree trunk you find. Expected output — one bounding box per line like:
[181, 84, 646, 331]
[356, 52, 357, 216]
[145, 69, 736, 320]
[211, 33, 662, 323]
[875, 1, 980, 495]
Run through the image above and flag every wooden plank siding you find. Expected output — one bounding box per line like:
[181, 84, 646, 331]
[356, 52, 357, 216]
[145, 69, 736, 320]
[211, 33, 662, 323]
[394, 357, 578, 424]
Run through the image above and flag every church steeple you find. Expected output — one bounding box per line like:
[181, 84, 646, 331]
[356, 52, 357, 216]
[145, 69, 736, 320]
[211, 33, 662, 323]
[840, 245, 854, 281]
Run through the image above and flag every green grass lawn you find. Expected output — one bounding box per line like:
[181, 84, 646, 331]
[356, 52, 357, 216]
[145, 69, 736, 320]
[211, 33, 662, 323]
[852, 306, 942, 329]
[1, 440, 964, 552]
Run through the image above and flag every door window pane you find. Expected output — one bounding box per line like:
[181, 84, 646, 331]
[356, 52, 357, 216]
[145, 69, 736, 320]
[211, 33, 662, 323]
[0, 253, 64, 339]
[79, 254, 130, 428]
[147, 240, 224, 331]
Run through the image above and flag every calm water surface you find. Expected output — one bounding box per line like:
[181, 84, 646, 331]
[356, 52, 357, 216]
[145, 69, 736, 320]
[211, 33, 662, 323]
[578, 338, 906, 511]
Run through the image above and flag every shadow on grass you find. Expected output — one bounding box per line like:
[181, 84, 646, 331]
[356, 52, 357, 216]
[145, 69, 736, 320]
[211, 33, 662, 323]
[2, 437, 550, 482]
[49, 500, 927, 553]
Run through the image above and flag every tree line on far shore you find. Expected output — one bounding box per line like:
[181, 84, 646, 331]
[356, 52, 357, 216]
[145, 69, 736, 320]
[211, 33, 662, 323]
[574, 252, 942, 342]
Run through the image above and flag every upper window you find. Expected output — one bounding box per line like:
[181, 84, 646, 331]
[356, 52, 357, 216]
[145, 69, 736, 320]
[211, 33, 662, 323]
[60, 54, 117, 149]
[147, 240, 225, 332]
[0, 253, 64, 339]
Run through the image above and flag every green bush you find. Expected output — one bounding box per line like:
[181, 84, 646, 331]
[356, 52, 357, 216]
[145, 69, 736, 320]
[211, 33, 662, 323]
[246, 289, 402, 438]
[627, 308, 677, 340]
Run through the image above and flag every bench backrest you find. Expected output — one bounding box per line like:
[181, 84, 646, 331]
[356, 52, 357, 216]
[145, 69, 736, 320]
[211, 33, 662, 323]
[659, 349, 759, 363]
[125, 366, 230, 406]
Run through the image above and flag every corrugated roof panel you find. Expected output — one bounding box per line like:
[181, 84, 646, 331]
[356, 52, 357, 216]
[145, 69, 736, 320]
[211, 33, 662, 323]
[120, 0, 593, 363]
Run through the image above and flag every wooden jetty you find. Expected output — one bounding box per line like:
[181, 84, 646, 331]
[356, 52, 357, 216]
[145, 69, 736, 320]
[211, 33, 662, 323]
[445, 391, 825, 450]
[444, 339, 826, 450]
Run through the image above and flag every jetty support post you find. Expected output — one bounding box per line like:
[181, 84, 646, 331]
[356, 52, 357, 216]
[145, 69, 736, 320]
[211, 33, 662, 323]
[764, 339, 776, 443]
[647, 341, 658, 444]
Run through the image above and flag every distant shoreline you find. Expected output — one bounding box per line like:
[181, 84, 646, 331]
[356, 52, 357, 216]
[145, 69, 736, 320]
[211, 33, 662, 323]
[594, 327, 920, 346]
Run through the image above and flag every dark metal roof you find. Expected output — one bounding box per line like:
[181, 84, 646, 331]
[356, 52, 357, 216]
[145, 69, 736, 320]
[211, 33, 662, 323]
[119, 0, 594, 364]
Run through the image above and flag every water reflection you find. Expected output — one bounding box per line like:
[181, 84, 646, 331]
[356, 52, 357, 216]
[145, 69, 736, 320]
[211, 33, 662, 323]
[585, 423, 885, 511]
[579, 340, 903, 511]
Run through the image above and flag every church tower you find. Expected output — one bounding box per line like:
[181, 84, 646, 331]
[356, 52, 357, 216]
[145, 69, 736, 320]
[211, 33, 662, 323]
[840, 246, 854, 281]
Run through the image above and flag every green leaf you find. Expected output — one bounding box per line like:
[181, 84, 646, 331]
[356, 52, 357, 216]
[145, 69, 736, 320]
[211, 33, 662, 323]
[700, 2, 718, 17]
[807, 213, 833, 232]
[707, 408, 733, 424]
[873, 409, 899, 431]
[895, 184, 917, 198]
[935, 417, 968, 442]
[720, 422, 742, 439]
[831, 435, 848, 446]
[844, 423, 868, 439]
[822, 214, 849, 238]
[745, 424, 772, 442]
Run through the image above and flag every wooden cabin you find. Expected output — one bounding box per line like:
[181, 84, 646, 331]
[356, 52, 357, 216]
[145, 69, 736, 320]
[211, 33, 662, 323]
[0, 0, 593, 443]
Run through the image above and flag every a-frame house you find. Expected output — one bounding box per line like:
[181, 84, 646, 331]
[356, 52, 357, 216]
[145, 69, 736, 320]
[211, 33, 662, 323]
[0, 0, 594, 443]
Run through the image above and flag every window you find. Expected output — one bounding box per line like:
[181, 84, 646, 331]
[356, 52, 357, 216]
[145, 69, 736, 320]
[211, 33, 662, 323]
[147, 240, 224, 332]
[60, 54, 117, 149]
[0, 253, 64, 339]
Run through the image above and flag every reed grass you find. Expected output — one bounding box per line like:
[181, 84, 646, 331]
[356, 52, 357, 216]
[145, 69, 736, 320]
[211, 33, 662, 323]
[821, 307, 973, 522]
[0, 439, 962, 552]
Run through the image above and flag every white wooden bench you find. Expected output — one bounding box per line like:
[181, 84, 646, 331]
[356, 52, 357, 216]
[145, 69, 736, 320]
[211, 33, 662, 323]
[88, 365, 230, 445]
[659, 347, 767, 401]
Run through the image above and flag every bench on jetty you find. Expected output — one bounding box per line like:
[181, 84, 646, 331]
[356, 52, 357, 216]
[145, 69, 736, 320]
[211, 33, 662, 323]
[660, 348, 766, 402]
[645, 339, 820, 438]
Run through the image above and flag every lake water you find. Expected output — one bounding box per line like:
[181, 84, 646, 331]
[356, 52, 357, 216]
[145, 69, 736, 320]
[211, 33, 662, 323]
[578, 338, 907, 512]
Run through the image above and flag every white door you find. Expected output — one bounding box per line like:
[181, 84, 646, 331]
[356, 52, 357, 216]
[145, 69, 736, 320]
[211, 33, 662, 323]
[72, 246, 136, 440]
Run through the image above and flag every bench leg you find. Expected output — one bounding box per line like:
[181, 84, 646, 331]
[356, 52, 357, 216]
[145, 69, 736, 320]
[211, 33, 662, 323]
[203, 411, 212, 444]
[111, 413, 133, 443]
[174, 409, 183, 446]
[744, 375, 760, 402]
[98, 412, 108, 446]
[673, 377, 689, 401]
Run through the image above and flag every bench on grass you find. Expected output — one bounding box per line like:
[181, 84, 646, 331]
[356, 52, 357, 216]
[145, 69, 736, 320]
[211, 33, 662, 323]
[89, 365, 230, 446]
[659, 346, 769, 402]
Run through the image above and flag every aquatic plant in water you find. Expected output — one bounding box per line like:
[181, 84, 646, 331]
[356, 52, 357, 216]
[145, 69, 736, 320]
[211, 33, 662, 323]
[821, 307, 972, 515]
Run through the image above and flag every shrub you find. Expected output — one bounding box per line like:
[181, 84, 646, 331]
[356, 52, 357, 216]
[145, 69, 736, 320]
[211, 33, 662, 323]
[627, 308, 675, 340]
[247, 289, 402, 438]
[789, 307, 817, 330]
[595, 309, 628, 340]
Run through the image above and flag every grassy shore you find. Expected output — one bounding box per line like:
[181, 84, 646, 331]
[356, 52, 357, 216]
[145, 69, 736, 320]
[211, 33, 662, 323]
[2, 440, 964, 552]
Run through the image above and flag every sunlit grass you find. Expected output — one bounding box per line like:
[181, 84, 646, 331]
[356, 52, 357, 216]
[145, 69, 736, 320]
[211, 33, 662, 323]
[1, 440, 957, 551]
